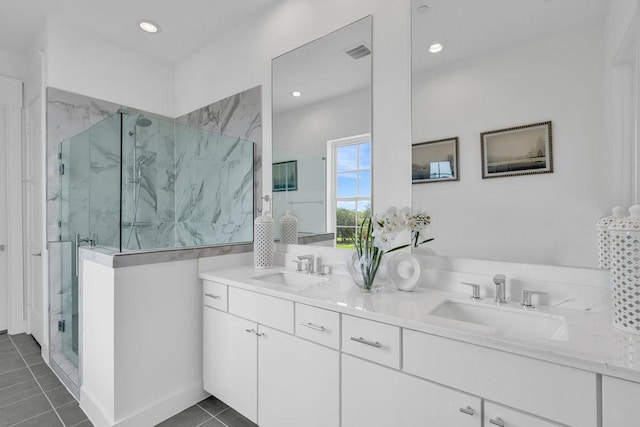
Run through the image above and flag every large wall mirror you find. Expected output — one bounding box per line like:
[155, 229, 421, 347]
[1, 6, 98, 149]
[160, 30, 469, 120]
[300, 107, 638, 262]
[411, 0, 637, 268]
[272, 16, 372, 246]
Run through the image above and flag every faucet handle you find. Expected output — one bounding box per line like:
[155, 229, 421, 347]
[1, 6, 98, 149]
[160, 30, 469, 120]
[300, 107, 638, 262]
[460, 282, 482, 300]
[493, 274, 506, 285]
[292, 260, 306, 272]
[521, 289, 547, 308]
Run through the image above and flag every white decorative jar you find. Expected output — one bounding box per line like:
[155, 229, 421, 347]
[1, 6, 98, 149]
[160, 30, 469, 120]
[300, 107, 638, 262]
[597, 206, 625, 270]
[254, 212, 274, 269]
[609, 205, 640, 335]
[279, 210, 298, 244]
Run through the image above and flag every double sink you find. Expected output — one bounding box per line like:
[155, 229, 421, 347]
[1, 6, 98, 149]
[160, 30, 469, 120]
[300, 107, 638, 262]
[251, 270, 569, 342]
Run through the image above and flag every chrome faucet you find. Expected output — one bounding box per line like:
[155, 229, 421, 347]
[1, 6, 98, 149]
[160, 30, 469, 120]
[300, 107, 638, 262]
[493, 274, 507, 304]
[297, 254, 315, 274]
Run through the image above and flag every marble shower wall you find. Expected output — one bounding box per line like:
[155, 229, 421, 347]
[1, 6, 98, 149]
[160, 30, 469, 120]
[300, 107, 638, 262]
[175, 85, 262, 227]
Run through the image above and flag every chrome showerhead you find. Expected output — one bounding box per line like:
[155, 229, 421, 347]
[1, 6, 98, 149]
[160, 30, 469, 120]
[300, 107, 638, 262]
[136, 116, 152, 127]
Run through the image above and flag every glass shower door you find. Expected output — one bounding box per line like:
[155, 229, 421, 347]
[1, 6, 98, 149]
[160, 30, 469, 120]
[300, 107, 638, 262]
[54, 114, 121, 391]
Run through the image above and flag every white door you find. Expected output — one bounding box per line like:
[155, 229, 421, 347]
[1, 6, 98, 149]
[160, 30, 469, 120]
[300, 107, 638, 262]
[25, 95, 44, 344]
[203, 307, 258, 423]
[0, 74, 23, 333]
[342, 354, 481, 427]
[258, 325, 339, 427]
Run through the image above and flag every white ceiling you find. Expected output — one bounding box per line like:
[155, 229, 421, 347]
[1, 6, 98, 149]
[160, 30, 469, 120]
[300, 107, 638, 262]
[412, 0, 609, 73]
[272, 16, 371, 115]
[0, 0, 284, 63]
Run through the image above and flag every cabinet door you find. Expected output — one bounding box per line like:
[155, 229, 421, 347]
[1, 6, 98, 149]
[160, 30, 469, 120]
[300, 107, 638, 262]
[603, 376, 640, 427]
[203, 306, 258, 423]
[342, 354, 480, 427]
[485, 402, 562, 427]
[258, 325, 339, 427]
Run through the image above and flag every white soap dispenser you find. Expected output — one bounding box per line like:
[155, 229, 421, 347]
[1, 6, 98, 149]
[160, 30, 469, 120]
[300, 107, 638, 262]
[254, 196, 275, 269]
[596, 206, 625, 270]
[279, 210, 298, 244]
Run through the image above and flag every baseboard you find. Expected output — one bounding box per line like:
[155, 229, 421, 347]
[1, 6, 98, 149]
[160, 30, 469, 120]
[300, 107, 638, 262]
[81, 382, 208, 427]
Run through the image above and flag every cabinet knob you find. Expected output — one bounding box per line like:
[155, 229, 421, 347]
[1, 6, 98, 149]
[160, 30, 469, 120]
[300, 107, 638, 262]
[245, 328, 256, 334]
[489, 417, 505, 427]
[459, 406, 475, 416]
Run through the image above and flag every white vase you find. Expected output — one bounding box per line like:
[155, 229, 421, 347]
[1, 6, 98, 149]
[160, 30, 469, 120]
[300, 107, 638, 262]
[389, 252, 421, 292]
[279, 210, 298, 244]
[254, 212, 274, 269]
[609, 205, 640, 335]
[597, 206, 625, 270]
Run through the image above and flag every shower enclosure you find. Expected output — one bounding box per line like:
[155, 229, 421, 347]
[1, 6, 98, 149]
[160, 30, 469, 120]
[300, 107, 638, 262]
[49, 110, 255, 395]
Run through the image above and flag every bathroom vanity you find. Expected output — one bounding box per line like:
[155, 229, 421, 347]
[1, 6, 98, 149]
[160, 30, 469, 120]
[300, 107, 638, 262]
[200, 254, 640, 427]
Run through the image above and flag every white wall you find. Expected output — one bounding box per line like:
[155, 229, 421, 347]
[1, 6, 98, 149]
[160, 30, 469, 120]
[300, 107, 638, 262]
[45, 19, 175, 117]
[175, 0, 412, 214]
[0, 47, 26, 80]
[412, 23, 607, 267]
[274, 88, 370, 157]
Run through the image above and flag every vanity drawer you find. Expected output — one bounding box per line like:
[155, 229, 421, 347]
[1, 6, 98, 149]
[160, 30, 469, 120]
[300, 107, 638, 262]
[228, 287, 294, 334]
[341, 315, 400, 368]
[295, 303, 340, 349]
[403, 330, 597, 427]
[202, 281, 227, 312]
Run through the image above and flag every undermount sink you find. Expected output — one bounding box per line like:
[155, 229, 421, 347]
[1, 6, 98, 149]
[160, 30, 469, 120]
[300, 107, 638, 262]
[252, 271, 326, 288]
[429, 299, 569, 342]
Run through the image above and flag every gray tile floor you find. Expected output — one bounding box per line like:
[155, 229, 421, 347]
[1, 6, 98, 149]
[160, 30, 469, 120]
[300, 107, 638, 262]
[157, 397, 258, 427]
[1, 333, 256, 427]
[0, 333, 91, 427]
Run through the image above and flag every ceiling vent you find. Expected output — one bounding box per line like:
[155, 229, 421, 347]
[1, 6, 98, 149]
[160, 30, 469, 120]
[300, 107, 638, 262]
[344, 43, 371, 60]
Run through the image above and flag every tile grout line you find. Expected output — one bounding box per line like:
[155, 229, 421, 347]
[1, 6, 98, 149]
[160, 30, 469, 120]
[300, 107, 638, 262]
[7, 335, 68, 427]
[195, 402, 230, 418]
[0, 389, 45, 411]
[7, 409, 58, 427]
[0, 377, 36, 392]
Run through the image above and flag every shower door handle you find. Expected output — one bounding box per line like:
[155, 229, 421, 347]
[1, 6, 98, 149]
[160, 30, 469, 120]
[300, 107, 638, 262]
[75, 233, 96, 277]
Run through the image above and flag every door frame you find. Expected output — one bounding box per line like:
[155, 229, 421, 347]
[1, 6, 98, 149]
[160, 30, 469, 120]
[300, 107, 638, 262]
[0, 74, 25, 334]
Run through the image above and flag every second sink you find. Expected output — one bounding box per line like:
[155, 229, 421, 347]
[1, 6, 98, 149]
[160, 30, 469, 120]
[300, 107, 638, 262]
[429, 299, 569, 342]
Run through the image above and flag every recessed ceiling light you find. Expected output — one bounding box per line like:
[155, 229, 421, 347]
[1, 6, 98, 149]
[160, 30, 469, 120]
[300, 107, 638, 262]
[291, 91, 302, 97]
[428, 43, 444, 53]
[138, 20, 160, 34]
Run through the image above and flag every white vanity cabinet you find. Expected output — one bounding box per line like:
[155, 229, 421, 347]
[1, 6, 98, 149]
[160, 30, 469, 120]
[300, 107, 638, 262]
[202, 282, 339, 427]
[342, 354, 481, 427]
[203, 305, 258, 422]
[484, 402, 563, 427]
[602, 375, 640, 427]
[403, 330, 598, 427]
[258, 325, 339, 427]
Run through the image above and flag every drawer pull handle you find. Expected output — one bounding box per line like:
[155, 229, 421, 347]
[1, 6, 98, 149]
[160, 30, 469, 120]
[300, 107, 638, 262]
[459, 406, 474, 416]
[300, 322, 325, 331]
[204, 293, 221, 299]
[245, 328, 265, 337]
[204, 304, 218, 310]
[489, 417, 505, 427]
[350, 336, 381, 348]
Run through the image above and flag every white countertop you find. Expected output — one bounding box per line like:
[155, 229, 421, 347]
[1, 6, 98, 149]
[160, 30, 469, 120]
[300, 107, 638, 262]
[200, 265, 640, 383]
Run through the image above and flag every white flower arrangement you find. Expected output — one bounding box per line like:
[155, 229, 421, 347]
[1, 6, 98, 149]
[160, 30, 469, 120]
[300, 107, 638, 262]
[371, 206, 433, 252]
[352, 206, 433, 291]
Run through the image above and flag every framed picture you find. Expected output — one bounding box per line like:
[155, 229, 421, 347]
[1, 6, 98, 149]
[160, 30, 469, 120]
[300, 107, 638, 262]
[273, 160, 298, 192]
[412, 137, 459, 183]
[481, 121, 553, 179]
